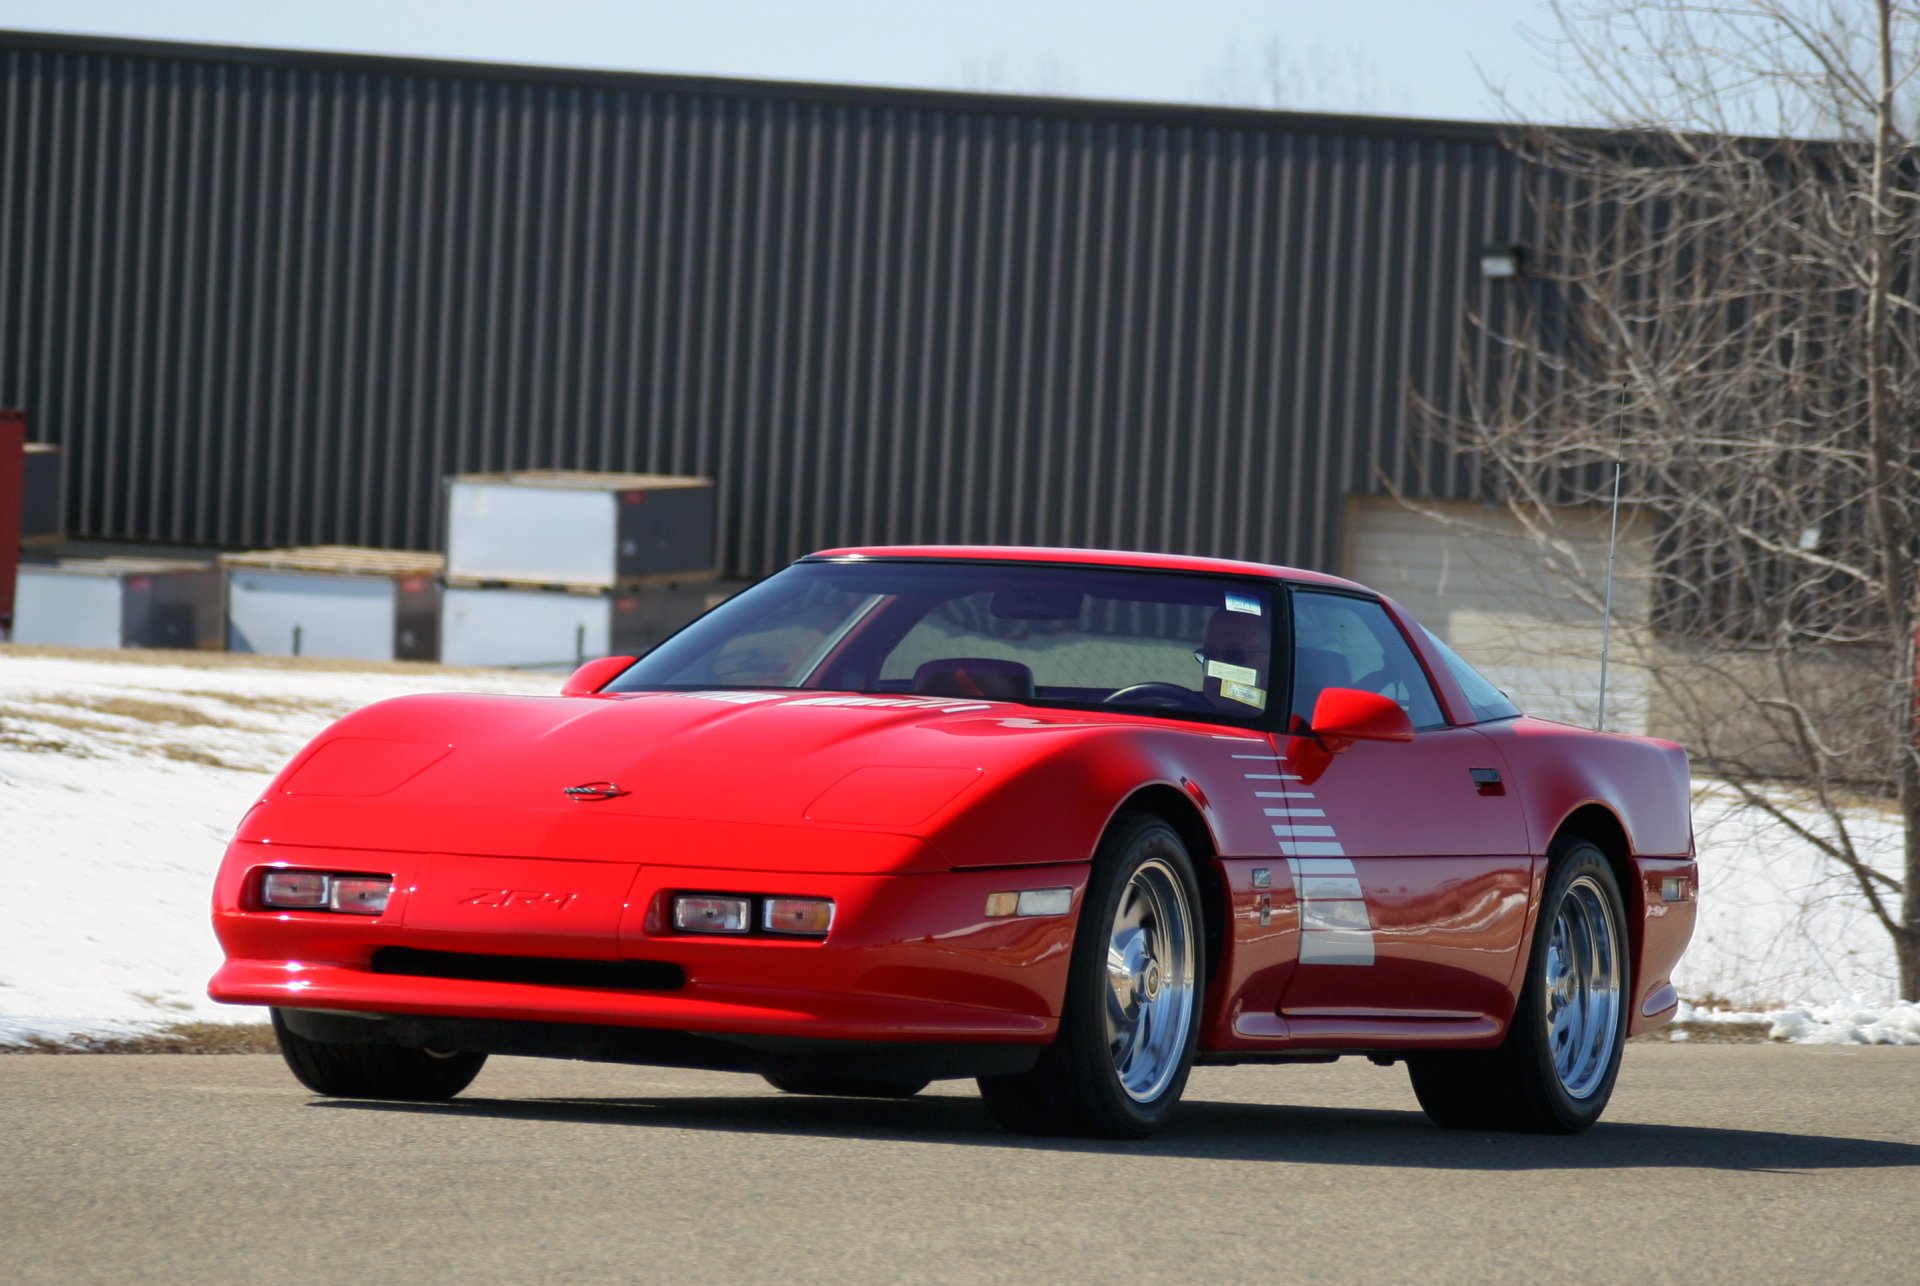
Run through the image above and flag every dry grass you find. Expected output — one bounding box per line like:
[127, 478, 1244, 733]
[0, 699, 254, 769]
[1, 1022, 279, 1055]
[0, 729, 91, 756]
[152, 742, 252, 771]
[71, 695, 221, 727]
[172, 688, 358, 719]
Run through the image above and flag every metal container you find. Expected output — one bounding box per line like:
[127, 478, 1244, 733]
[13, 556, 223, 650]
[22, 444, 63, 544]
[222, 547, 443, 662]
[0, 412, 21, 635]
[439, 579, 728, 671]
[445, 472, 716, 588]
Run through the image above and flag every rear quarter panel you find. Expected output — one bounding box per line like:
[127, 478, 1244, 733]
[1476, 716, 1696, 1034]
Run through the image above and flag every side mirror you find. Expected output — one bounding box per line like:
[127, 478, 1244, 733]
[1309, 687, 1415, 753]
[561, 655, 637, 697]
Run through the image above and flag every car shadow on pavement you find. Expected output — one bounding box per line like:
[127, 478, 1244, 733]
[312, 1093, 1920, 1172]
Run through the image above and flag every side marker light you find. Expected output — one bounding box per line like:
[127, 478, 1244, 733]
[985, 888, 1074, 918]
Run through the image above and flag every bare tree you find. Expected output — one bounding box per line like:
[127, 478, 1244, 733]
[1424, 0, 1920, 998]
[957, 53, 1077, 98]
[1201, 35, 1407, 115]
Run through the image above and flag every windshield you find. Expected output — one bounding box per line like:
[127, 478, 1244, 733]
[608, 560, 1279, 723]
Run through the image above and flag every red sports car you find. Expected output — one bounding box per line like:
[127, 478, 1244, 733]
[210, 546, 1695, 1138]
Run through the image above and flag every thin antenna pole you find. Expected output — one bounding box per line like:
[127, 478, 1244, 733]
[1596, 382, 1627, 733]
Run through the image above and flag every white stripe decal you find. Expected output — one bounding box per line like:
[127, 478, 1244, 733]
[1298, 929, 1376, 966]
[1298, 876, 1365, 900]
[1227, 760, 1374, 967]
[1302, 899, 1373, 932]
[1292, 858, 1357, 875]
[1286, 856, 1375, 965]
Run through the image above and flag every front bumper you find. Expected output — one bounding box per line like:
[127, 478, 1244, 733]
[210, 842, 1086, 1045]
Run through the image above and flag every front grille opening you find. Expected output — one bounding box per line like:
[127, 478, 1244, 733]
[370, 947, 685, 991]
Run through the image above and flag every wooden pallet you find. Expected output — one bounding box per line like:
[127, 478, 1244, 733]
[441, 569, 720, 595]
[219, 545, 445, 578]
[445, 469, 712, 491]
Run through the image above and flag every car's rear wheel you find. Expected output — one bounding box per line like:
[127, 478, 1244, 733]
[760, 1071, 929, 1099]
[977, 812, 1204, 1139]
[1407, 840, 1629, 1132]
[270, 1008, 486, 1101]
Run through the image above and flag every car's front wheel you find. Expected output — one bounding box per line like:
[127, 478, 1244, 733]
[1407, 839, 1629, 1132]
[270, 1009, 486, 1101]
[977, 812, 1205, 1138]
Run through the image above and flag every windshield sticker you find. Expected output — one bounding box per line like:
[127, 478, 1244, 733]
[1206, 659, 1259, 686]
[1221, 680, 1266, 708]
[1224, 592, 1262, 616]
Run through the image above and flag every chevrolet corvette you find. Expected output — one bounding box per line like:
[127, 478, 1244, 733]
[209, 546, 1695, 1138]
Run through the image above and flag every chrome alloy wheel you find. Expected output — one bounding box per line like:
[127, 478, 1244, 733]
[1104, 857, 1197, 1103]
[1542, 873, 1623, 1100]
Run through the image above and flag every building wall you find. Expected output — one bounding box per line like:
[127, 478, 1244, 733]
[0, 32, 1541, 577]
[1345, 496, 1654, 732]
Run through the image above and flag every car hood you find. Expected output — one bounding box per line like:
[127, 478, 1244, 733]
[237, 689, 1159, 870]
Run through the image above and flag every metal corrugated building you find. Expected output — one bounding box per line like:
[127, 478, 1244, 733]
[0, 30, 1542, 579]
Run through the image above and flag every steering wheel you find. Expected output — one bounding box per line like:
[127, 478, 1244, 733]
[1103, 682, 1213, 711]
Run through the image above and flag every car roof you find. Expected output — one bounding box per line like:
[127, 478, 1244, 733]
[803, 544, 1372, 593]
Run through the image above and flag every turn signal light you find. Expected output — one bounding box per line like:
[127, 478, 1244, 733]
[329, 877, 393, 915]
[763, 897, 834, 936]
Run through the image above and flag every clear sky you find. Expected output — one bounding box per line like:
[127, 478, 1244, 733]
[0, 0, 1587, 123]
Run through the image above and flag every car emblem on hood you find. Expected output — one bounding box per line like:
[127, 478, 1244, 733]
[564, 781, 630, 802]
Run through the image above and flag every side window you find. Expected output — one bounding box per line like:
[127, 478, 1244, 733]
[1290, 592, 1446, 730]
[1422, 627, 1522, 722]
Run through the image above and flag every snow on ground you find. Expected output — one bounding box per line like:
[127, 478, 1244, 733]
[1678, 780, 1906, 1007]
[0, 646, 1913, 1046]
[1674, 998, 1920, 1045]
[0, 648, 553, 1045]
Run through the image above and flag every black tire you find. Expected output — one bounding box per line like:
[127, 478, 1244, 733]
[1407, 840, 1630, 1133]
[976, 812, 1206, 1139]
[270, 1009, 486, 1101]
[761, 1071, 930, 1099]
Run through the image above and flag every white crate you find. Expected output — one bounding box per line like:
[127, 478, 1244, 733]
[222, 547, 443, 662]
[445, 471, 715, 588]
[439, 580, 729, 670]
[14, 557, 222, 650]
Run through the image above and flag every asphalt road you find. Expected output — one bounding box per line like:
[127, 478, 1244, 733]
[1, 1045, 1915, 1284]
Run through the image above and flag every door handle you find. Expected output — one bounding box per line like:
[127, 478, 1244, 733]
[1470, 768, 1504, 796]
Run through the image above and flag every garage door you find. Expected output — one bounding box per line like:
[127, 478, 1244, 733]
[1343, 496, 1652, 733]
